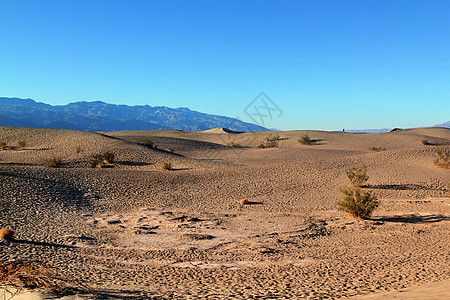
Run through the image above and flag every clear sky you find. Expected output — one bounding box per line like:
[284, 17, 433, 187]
[1, 0, 449, 130]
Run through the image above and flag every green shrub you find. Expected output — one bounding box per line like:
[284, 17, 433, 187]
[162, 161, 173, 171]
[346, 165, 369, 187]
[45, 157, 63, 168]
[434, 148, 449, 170]
[0, 141, 7, 150]
[140, 139, 155, 148]
[422, 140, 430, 145]
[369, 147, 386, 152]
[337, 187, 379, 219]
[18, 140, 27, 148]
[298, 134, 312, 145]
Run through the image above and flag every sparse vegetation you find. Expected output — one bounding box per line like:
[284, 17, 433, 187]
[433, 148, 449, 170]
[0, 260, 77, 296]
[369, 147, 386, 152]
[0, 141, 7, 150]
[298, 134, 312, 145]
[88, 151, 116, 168]
[228, 141, 242, 148]
[140, 139, 155, 148]
[346, 165, 369, 187]
[162, 161, 173, 171]
[257, 134, 280, 149]
[44, 157, 63, 168]
[337, 187, 379, 219]
[0, 228, 14, 240]
[18, 140, 27, 148]
[75, 146, 83, 155]
[422, 140, 430, 145]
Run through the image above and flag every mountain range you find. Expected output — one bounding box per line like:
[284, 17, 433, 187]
[0, 97, 448, 132]
[0, 97, 268, 132]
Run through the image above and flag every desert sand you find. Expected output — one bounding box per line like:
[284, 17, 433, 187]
[0, 126, 449, 299]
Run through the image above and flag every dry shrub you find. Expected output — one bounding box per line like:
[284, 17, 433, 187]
[18, 140, 27, 148]
[0, 228, 14, 240]
[434, 148, 449, 170]
[44, 157, 63, 168]
[228, 141, 242, 148]
[422, 140, 430, 145]
[258, 134, 280, 149]
[0, 260, 84, 296]
[0, 142, 7, 150]
[88, 151, 115, 168]
[346, 165, 369, 187]
[369, 147, 386, 152]
[75, 146, 83, 155]
[298, 134, 312, 145]
[162, 162, 173, 171]
[337, 187, 379, 219]
[140, 139, 155, 148]
[240, 198, 249, 205]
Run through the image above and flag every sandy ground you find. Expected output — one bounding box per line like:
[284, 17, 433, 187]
[0, 126, 449, 299]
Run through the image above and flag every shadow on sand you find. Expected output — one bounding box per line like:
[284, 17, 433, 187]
[371, 214, 449, 224]
[12, 239, 77, 249]
[368, 184, 434, 191]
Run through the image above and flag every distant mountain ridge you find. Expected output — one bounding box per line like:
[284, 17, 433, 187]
[0, 97, 268, 132]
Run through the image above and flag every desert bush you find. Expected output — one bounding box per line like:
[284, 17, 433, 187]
[101, 151, 115, 164]
[434, 148, 449, 170]
[0, 141, 7, 150]
[346, 165, 369, 187]
[75, 146, 83, 155]
[257, 134, 280, 149]
[298, 134, 312, 145]
[337, 187, 379, 218]
[369, 147, 386, 152]
[422, 140, 430, 145]
[228, 141, 242, 148]
[0, 228, 14, 240]
[140, 139, 155, 148]
[18, 140, 27, 148]
[0, 260, 76, 295]
[87, 151, 115, 168]
[162, 161, 173, 171]
[44, 157, 63, 168]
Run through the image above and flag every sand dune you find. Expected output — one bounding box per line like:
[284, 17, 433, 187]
[0, 126, 449, 299]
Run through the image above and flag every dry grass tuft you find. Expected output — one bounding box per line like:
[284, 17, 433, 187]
[0, 141, 7, 150]
[0, 228, 14, 240]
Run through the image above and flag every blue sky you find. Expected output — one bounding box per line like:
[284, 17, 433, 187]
[1, 0, 449, 130]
